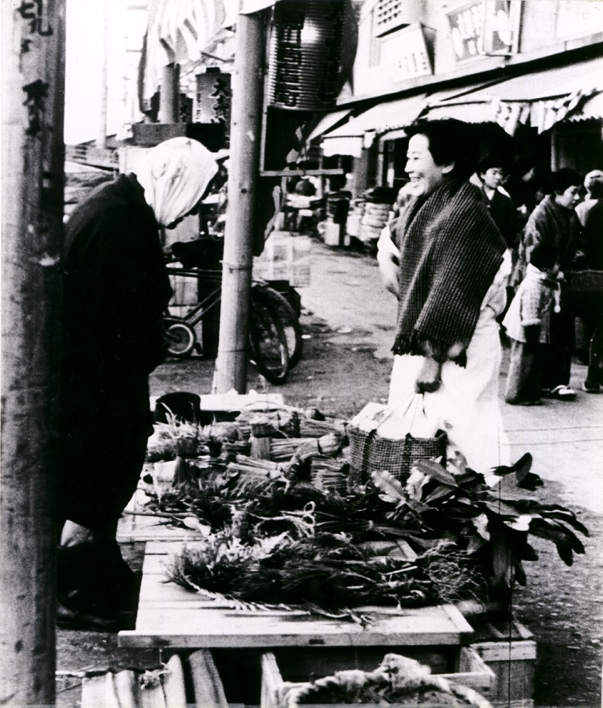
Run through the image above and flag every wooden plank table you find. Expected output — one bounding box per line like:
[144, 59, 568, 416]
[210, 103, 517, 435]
[117, 487, 199, 543]
[119, 541, 474, 650]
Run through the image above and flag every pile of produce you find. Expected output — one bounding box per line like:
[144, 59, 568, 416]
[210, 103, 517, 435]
[142, 405, 588, 615]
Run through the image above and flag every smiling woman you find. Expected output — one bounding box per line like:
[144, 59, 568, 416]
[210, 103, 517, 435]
[378, 119, 508, 473]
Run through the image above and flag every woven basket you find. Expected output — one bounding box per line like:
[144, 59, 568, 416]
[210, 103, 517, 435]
[348, 426, 447, 486]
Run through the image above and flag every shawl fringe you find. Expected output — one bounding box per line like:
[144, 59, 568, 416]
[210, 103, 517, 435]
[392, 330, 468, 368]
[392, 180, 505, 363]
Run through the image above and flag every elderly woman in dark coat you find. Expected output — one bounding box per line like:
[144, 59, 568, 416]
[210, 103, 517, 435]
[378, 120, 508, 473]
[58, 138, 218, 631]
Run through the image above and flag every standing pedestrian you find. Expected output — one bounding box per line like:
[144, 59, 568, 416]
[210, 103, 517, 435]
[58, 137, 218, 631]
[521, 169, 583, 400]
[580, 196, 603, 392]
[377, 119, 507, 473]
[503, 243, 561, 406]
[476, 156, 518, 249]
[575, 169, 603, 227]
[475, 157, 518, 326]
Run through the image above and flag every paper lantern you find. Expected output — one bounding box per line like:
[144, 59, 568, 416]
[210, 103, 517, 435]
[267, 0, 346, 111]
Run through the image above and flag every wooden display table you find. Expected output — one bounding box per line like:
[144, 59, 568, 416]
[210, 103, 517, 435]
[119, 540, 474, 652]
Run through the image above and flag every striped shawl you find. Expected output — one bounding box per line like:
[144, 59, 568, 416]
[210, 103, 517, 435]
[392, 179, 505, 364]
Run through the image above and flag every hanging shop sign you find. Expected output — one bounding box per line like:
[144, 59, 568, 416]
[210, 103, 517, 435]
[447, 0, 520, 62]
[194, 71, 232, 126]
[483, 0, 521, 55]
[266, 0, 347, 111]
[380, 23, 434, 84]
[447, 0, 486, 61]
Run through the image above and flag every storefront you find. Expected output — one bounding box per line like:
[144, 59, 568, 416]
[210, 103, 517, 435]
[310, 0, 603, 205]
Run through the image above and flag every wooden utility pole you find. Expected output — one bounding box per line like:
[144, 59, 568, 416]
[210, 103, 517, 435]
[1, 0, 65, 704]
[96, 0, 108, 148]
[215, 10, 265, 393]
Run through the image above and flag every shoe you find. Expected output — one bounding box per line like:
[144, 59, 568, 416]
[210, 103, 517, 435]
[582, 381, 602, 393]
[512, 399, 543, 406]
[57, 596, 135, 632]
[548, 385, 577, 400]
[56, 543, 141, 631]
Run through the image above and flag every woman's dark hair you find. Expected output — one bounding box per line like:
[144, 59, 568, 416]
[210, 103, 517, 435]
[406, 119, 480, 181]
[550, 168, 582, 194]
[477, 155, 507, 176]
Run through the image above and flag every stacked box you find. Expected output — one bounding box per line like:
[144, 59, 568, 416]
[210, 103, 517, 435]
[254, 231, 311, 287]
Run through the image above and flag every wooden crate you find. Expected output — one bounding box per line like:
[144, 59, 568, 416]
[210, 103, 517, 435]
[261, 646, 495, 708]
[119, 541, 475, 650]
[80, 651, 240, 708]
[471, 620, 536, 708]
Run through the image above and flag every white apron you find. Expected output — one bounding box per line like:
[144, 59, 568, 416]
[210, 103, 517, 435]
[388, 262, 511, 474]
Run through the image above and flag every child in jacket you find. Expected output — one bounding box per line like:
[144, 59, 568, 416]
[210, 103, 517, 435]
[503, 242, 561, 405]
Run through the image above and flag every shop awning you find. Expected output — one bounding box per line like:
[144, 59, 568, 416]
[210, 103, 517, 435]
[305, 109, 355, 143]
[424, 56, 603, 133]
[320, 93, 428, 155]
[567, 89, 603, 122]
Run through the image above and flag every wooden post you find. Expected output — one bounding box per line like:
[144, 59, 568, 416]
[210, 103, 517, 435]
[159, 62, 180, 124]
[215, 11, 265, 393]
[96, 0, 108, 148]
[1, 0, 65, 704]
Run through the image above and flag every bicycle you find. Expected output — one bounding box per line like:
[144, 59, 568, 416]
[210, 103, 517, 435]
[163, 264, 303, 385]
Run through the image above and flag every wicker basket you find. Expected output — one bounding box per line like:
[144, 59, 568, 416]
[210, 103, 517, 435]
[348, 426, 447, 486]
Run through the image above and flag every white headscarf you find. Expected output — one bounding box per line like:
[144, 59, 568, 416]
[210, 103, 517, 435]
[136, 137, 219, 227]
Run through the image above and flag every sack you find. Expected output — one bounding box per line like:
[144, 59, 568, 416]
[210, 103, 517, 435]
[347, 397, 447, 486]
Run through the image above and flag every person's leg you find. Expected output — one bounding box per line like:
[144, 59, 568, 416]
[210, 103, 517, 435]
[585, 319, 603, 390]
[542, 309, 575, 397]
[505, 340, 541, 404]
[57, 426, 149, 631]
[583, 297, 603, 391]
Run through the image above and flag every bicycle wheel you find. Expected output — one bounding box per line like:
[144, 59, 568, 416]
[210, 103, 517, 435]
[248, 299, 289, 384]
[164, 317, 196, 358]
[252, 284, 303, 368]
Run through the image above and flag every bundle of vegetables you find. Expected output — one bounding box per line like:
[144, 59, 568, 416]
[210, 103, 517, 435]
[158, 452, 587, 612]
[235, 408, 301, 438]
[366, 454, 588, 591]
[166, 530, 484, 611]
[144, 464, 287, 536]
[145, 417, 209, 463]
